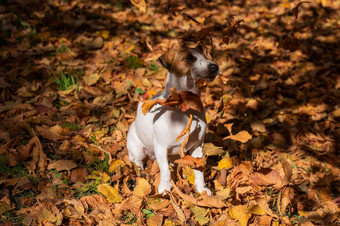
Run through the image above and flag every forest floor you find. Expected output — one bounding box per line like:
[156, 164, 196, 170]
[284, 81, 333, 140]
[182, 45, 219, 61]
[0, 0, 339, 225]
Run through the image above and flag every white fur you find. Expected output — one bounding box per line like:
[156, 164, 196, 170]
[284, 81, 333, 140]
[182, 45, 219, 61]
[127, 48, 219, 195]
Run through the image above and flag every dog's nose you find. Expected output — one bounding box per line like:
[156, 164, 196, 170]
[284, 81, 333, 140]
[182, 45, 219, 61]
[208, 63, 219, 74]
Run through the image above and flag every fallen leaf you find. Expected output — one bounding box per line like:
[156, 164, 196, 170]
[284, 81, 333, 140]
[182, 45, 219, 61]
[133, 177, 152, 197]
[202, 143, 224, 156]
[191, 206, 209, 225]
[141, 99, 159, 115]
[224, 131, 252, 143]
[217, 158, 233, 170]
[109, 159, 126, 173]
[97, 184, 123, 203]
[47, 160, 77, 172]
[174, 155, 206, 168]
[83, 73, 100, 86]
[176, 114, 193, 157]
[170, 193, 186, 224]
[229, 205, 251, 226]
[130, 0, 146, 12]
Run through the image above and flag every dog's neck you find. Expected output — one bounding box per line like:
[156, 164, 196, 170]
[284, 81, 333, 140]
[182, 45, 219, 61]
[163, 72, 199, 99]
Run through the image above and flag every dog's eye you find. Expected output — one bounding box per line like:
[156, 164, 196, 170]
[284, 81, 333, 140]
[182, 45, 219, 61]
[183, 54, 196, 62]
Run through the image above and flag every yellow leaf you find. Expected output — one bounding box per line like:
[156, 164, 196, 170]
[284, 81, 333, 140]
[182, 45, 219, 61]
[224, 131, 252, 143]
[130, 0, 146, 13]
[216, 187, 231, 200]
[191, 206, 209, 225]
[142, 78, 152, 87]
[229, 205, 251, 226]
[142, 99, 158, 115]
[248, 204, 265, 215]
[133, 177, 152, 197]
[218, 158, 232, 170]
[183, 167, 195, 185]
[109, 159, 125, 173]
[88, 171, 110, 183]
[83, 73, 100, 86]
[97, 184, 123, 203]
[101, 30, 110, 39]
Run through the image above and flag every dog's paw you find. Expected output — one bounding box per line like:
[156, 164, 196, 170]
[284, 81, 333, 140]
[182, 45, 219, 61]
[157, 182, 171, 194]
[196, 186, 212, 196]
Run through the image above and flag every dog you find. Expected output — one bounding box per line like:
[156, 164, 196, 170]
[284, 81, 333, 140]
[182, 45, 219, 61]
[126, 45, 219, 195]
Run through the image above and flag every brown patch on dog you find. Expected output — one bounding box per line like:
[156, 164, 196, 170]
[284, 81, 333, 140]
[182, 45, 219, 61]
[158, 47, 199, 77]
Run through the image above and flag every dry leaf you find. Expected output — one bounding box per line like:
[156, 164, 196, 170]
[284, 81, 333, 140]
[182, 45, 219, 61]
[191, 206, 209, 225]
[47, 160, 77, 172]
[141, 99, 158, 115]
[130, 0, 146, 12]
[175, 155, 206, 168]
[176, 114, 193, 158]
[97, 184, 123, 203]
[229, 205, 251, 226]
[217, 158, 233, 170]
[170, 193, 186, 224]
[133, 177, 152, 197]
[83, 74, 100, 86]
[224, 131, 252, 143]
[202, 143, 224, 156]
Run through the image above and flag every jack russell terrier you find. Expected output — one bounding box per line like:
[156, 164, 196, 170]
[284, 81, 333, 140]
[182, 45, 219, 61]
[127, 45, 219, 195]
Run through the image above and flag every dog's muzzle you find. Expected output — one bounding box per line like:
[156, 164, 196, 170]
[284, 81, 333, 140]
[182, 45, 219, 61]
[207, 63, 219, 78]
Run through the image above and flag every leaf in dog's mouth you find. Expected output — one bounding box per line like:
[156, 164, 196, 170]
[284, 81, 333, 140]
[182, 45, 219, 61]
[141, 88, 203, 114]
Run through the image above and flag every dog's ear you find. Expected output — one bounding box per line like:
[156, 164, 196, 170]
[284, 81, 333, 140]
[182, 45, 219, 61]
[196, 44, 204, 52]
[157, 46, 176, 71]
[157, 52, 171, 70]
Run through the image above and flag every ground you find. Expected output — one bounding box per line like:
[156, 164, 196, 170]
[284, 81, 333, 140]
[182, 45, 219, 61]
[0, 0, 339, 225]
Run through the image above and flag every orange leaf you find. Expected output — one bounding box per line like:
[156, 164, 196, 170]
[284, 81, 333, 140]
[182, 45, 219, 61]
[224, 130, 252, 143]
[133, 177, 152, 197]
[175, 155, 207, 168]
[141, 99, 158, 115]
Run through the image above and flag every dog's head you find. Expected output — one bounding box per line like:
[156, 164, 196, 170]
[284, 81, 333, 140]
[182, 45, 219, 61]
[158, 45, 220, 82]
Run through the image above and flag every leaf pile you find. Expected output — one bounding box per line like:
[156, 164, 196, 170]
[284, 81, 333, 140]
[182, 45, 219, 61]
[0, 0, 339, 225]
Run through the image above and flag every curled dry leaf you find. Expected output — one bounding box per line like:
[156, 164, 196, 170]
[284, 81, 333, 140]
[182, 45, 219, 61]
[170, 193, 186, 224]
[292, 1, 312, 20]
[176, 114, 193, 158]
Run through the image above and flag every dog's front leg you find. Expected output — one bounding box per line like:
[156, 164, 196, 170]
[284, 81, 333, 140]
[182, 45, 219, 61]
[192, 146, 212, 195]
[154, 142, 171, 194]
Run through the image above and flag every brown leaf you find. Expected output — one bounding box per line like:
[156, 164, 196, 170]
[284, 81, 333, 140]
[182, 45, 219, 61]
[176, 114, 193, 143]
[252, 169, 282, 186]
[48, 160, 78, 172]
[35, 125, 63, 141]
[292, 1, 312, 20]
[170, 193, 186, 224]
[278, 187, 295, 215]
[71, 168, 88, 183]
